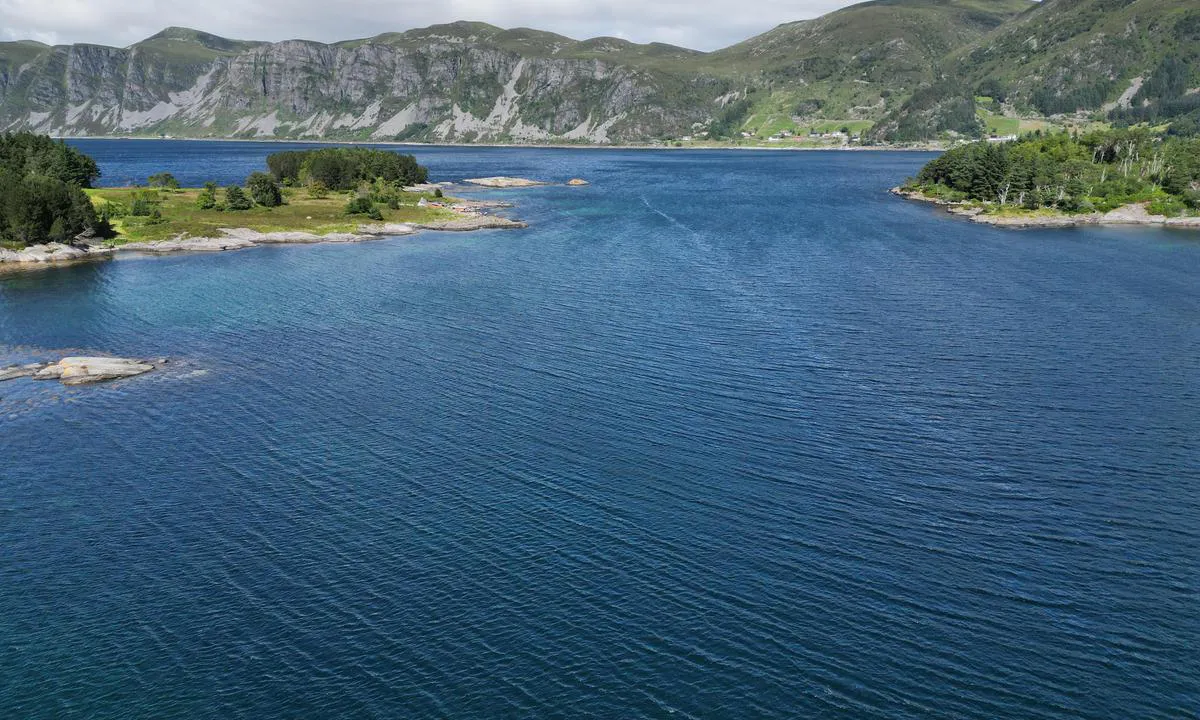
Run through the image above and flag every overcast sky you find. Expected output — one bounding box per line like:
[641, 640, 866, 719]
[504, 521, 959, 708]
[0, 0, 860, 51]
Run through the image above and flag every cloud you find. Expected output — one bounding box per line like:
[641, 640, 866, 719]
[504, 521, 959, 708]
[0, 0, 857, 50]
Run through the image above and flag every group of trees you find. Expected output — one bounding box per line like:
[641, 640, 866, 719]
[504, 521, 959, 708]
[910, 129, 1200, 213]
[192, 173, 280, 212]
[266, 148, 428, 191]
[0, 132, 106, 247]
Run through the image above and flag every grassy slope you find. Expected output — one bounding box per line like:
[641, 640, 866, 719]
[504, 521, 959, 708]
[706, 0, 1034, 132]
[87, 188, 456, 243]
[952, 0, 1200, 112]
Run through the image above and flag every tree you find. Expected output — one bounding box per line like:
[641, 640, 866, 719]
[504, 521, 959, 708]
[0, 173, 99, 246]
[196, 181, 218, 209]
[148, 172, 179, 189]
[225, 185, 253, 211]
[307, 180, 329, 199]
[246, 172, 282, 207]
[345, 196, 382, 220]
[0, 132, 100, 187]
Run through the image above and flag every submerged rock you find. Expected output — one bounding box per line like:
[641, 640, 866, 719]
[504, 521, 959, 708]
[416, 217, 529, 231]
[0, 363, 45, 382]
[462, 177, 547, 188]
[31, 357, 156, 385]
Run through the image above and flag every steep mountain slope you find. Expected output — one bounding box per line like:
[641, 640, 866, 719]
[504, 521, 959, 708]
[0, 22, 732, 143]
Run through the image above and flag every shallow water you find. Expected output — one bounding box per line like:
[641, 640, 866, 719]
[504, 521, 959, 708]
[1, 141, 1197, 719]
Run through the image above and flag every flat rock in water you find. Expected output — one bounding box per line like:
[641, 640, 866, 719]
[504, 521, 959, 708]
[32, 357, 155, 385]
[462, 177, 547, 188]
[356, 223, 418, 236]
[417, 217, 528, 231]
[0, 363, 46, 382]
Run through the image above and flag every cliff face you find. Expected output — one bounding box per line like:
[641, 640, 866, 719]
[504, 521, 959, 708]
[0, 25, 731, 143]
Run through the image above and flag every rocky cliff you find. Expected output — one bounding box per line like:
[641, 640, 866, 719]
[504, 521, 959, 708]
[0, 24, 733, 143]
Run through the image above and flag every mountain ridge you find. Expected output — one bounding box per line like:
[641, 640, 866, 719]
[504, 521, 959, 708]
[0, 0, 1195, 143]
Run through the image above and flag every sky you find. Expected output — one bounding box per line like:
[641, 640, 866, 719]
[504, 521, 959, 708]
[0, 0, 860, 51]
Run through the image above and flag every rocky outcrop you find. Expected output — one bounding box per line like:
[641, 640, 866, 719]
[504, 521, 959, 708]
[462, 177, 548, 188]
[416, 217, 528, 231]
[0, 242, 115, 264]
[1, 356, 158, 385]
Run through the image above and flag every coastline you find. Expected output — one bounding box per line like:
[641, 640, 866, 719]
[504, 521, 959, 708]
[891, 187, 1200, 229]
[0, 217, 527, 267]
[58, 135, 944, 153]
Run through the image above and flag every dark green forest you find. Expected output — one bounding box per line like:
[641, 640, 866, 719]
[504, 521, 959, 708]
[0, 132, 105, 247]
[266, 148, 428, 191]
[908, 130, 1200, 215]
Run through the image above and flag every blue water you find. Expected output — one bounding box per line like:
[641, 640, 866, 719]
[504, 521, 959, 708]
[2, 141, 1198, 719]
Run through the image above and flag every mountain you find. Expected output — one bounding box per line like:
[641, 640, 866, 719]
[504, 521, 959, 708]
[0, 22, 733, 143]
[706, 0, 1032, 132]
[872, 0, 1200, 139]
[0, 0, 1195, 143]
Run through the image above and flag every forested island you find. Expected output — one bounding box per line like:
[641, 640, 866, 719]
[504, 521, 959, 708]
[896, 130, 1200, 228]
[0, 134, 527, 264]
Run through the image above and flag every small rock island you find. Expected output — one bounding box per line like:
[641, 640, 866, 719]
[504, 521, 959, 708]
[2, 357, 158, 386]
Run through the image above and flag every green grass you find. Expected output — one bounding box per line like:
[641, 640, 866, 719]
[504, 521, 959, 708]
[87, 188, 457, 244]
[977, 107, 1020, 136]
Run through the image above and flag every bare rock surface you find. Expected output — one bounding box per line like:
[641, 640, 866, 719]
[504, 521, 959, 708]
[417, 216, 529, 231]
[118, 235, 257, 253]
[0, 243, 115, 264]
[462, 177, 547, 188]
[355, 223, 419, 236]
[0, 363, 45, 381]
[9, 356, 158, 385]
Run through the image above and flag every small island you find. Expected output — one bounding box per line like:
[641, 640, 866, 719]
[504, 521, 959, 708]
[895, 129, 1200, 229]
[1, 356, 158, 385]
[0, 135, 527, 265]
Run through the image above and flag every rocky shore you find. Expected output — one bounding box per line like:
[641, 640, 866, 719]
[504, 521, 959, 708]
[0, 243, 116, 265]
[891, 187, 1200, 229]
[1, 356, 158, 385]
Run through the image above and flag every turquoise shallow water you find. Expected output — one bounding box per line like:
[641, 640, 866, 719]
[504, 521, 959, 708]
[1, 142, 1198, 719]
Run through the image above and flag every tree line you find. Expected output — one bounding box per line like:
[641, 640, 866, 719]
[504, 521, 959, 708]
[266, 147, 428, 191]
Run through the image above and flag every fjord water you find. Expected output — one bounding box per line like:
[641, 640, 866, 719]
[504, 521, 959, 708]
[2, 142, 1198, 719]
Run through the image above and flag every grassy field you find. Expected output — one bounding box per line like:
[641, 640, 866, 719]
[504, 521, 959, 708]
[86, 187, 457, 244]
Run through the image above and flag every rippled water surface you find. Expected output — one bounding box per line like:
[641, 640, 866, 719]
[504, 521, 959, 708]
[2, 141, 1198, 719]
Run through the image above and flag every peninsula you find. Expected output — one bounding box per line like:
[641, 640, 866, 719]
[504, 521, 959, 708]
[0, 136, 529, 265]
[895, 129, 1200, 229]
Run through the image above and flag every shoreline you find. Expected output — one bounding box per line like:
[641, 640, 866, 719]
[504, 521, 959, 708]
[0, 216, 527, 267]
[891, 187, 1200, 229]
[57, 135, 944, 153]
